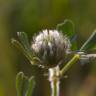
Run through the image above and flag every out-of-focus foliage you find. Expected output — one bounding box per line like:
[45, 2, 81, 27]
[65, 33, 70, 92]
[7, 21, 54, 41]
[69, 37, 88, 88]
[16, 72, 35, 96]
[56, 19, 77, 50]
[80, 30, 96, 51]
[0, 0, 96, 96]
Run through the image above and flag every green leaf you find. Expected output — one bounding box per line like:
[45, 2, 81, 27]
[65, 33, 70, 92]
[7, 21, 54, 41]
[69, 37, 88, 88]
[25, 77, 35, 96]
[56, 19, 77, 50]
[70, 35, 77, 50]
[80, 30, 96, 51]
[16, 72, 35, 96]
[16, 72, 28, 96]
[56, 19, 74, 38]
[11, 39, 34, 65]
[22, 76, 29, 96]
[16, 72, 24, 96]
[17, 32, 30, 52]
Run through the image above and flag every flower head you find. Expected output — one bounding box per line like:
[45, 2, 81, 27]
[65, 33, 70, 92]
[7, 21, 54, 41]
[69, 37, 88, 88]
[31, 30, 71, 68]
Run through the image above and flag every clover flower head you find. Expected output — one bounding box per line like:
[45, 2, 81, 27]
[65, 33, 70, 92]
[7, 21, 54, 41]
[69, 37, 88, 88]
[31, 30, 71, 68]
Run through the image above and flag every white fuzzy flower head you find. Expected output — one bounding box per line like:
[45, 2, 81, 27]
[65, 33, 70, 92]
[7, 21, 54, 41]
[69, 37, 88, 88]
[31, 30, 71, 68]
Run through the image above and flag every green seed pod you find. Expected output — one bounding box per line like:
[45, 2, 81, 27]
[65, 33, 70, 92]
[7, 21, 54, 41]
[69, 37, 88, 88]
[31, 30, 71, 68]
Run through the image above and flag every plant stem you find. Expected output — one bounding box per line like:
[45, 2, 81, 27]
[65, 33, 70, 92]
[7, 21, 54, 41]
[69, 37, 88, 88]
[60, 54, 80, 76]
[50, 79, 60, 96]
[80, 30, 96, 51]
[49, 66, 60, 96]
[48, 54, 80, 96]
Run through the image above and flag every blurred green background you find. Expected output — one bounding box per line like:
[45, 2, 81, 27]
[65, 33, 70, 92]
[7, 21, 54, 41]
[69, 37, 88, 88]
[0, 0, 96, 96]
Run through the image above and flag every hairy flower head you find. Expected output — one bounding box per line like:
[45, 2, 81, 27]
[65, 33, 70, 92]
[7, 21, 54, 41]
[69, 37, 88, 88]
[31, 30, 71, 68]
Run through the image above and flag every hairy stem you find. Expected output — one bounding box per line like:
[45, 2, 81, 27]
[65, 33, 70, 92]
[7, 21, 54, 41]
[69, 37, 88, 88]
[49, 66, 60, 96]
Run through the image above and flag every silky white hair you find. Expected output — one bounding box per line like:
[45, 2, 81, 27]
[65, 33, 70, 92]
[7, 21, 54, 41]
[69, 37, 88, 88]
[31, 30, 71, 68]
